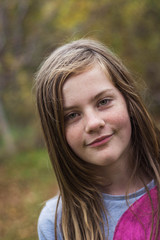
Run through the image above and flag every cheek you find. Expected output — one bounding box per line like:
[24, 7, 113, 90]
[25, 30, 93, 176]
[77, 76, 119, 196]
[109, 109, 131, 135]
[119, 115, 132, 140]
[117, 114, 130, 127]
[65, 125, 82, 148]
[65, 128, 72, 146]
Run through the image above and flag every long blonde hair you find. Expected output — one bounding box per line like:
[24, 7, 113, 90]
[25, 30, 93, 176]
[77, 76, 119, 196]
[35, 39, 160, 239]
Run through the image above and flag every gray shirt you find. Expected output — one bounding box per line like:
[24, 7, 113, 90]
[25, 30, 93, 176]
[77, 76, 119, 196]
[38, 180, 155, 240]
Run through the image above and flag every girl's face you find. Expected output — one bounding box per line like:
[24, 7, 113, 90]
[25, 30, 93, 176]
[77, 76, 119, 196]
[62, 65, 132, 168]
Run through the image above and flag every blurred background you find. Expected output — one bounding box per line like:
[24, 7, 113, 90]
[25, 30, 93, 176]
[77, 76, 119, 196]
[0, 0, 160, 239]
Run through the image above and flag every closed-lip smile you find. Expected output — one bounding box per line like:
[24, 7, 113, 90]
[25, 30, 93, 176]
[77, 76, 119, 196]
[87, 134, 113, 147]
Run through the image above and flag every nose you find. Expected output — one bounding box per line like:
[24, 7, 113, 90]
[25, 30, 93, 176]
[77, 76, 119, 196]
[85, 110, 105, 133]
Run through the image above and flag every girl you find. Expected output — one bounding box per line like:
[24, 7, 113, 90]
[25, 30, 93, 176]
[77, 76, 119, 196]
[35, 39, 160, 239]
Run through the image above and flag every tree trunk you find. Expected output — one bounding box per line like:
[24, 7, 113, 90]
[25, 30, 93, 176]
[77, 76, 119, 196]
[0, 100, 16, 154]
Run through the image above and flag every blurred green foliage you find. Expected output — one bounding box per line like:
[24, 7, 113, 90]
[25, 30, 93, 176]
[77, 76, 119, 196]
[0, 149, 57, 239]
[0, 0, 160, 239]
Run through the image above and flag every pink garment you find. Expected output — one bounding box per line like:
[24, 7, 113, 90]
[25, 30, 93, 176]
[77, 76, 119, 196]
[113, 187, 160, 240]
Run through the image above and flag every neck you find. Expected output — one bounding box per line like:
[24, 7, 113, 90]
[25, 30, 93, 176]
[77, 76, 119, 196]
[98, 166, 133, 195]
[95, 152, 151, 195]
[98, 167, 151, 195]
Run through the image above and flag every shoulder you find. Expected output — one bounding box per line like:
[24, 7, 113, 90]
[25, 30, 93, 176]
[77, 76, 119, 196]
[37, 195, 62, 240]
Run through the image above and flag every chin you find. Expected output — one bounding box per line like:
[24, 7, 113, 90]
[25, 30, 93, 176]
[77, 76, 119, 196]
[91, 158, 114, 167]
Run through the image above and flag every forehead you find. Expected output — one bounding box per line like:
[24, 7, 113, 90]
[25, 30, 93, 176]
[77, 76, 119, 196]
[63, 64, 112, 89]
[62, 65, 118, 106]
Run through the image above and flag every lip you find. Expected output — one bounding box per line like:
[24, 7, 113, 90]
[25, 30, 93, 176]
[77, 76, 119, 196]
[87, 134, 113, 147]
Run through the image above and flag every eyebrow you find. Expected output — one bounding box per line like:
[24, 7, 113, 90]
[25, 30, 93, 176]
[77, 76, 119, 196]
[63, 88, 114, 112]
[93, 89, 114, 101]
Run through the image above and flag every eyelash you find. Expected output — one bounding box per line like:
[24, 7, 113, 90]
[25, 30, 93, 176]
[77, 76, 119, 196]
[98, 98, 111, 107]
[64, 98, 112, 122]
[65, 112, 80, 121]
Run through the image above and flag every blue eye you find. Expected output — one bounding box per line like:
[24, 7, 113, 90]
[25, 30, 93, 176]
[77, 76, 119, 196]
[69, 113, 78, 119]
[65, 112, 80, 121]
[98, 98, 110, 106]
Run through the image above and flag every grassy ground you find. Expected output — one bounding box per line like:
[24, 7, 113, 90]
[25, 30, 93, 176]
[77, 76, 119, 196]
[0, 149, 58, 240]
